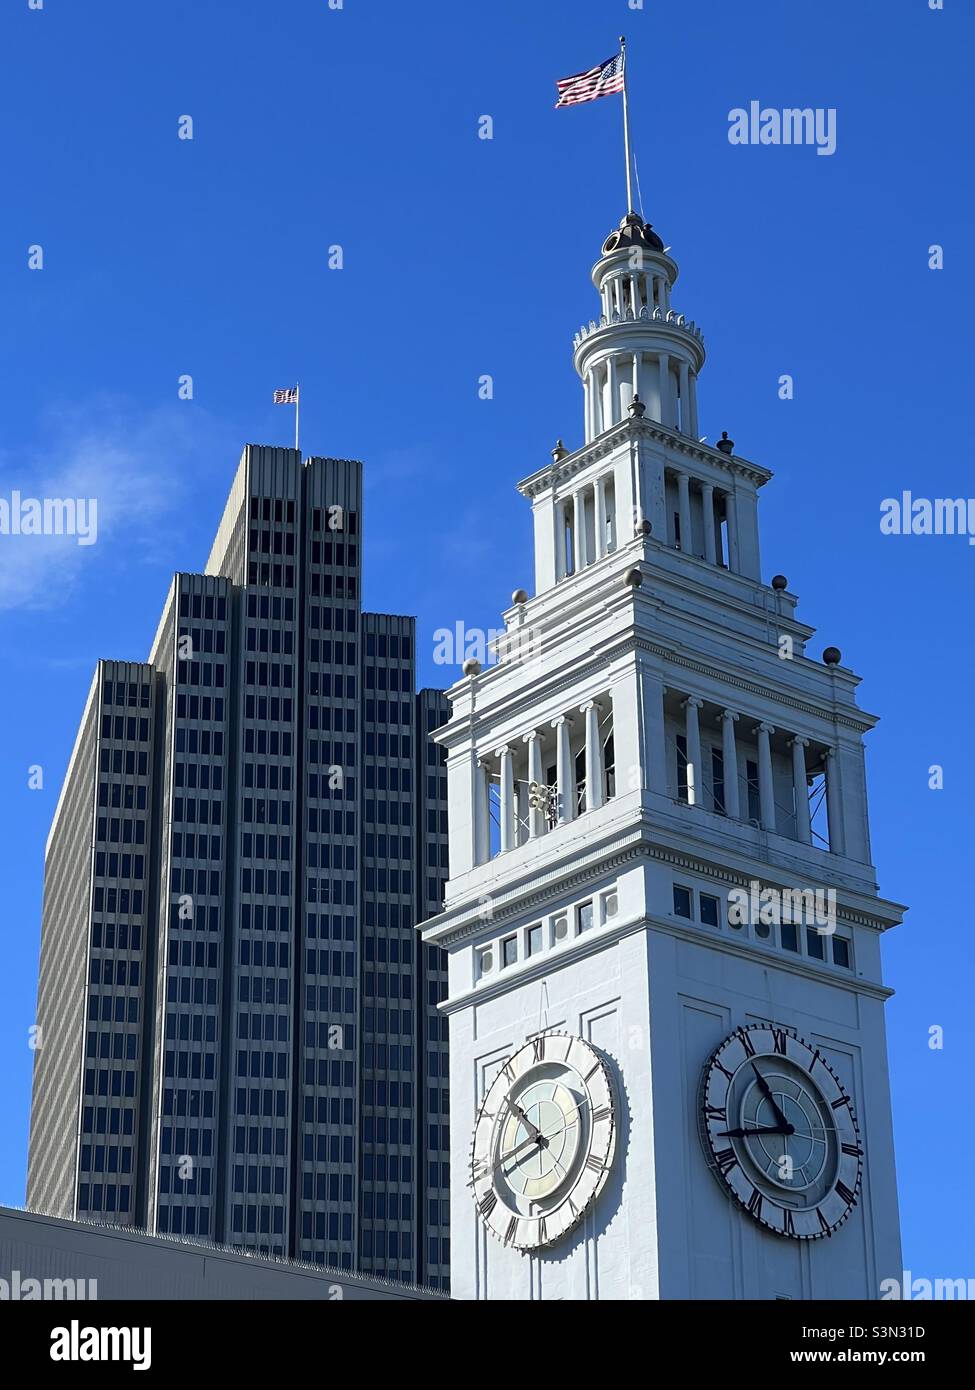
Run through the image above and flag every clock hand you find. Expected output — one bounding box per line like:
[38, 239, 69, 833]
[750, 1063, 793, 1132]
[718, 1126, 794, 1139]
[508, 1101, 542, 1141]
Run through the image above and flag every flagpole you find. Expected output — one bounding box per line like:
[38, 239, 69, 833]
[295, 383, 300, 453]
[620, 35, 634, 215]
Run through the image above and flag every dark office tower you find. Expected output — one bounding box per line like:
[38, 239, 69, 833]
[27, 445, 450, 1290]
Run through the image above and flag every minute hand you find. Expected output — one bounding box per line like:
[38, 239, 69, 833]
[750, 1063, 793, 1132]
[719, 1126, 792, 1139]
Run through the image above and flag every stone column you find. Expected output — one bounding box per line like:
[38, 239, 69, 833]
[702, 483, 717, 564]
[790, 737, 812, 844]
[677, 471, 693, 554]
[583, 701, 604, 812]
[679, 360, 690, 434]
[594, 476, 607, 559]
[724, 489, 739, 572]
[687, 372, 700, 439]
[608, 356, 618, 427]
[683, 696, 703, 806]
[658, 353, 671, 427]
[824, 749, 844, 855]
[474, 757, 491, 864]
[554, 499, 567, 580]
[552, 715, 575, 824]
[498, 746, 515, 852]
[524, 731, 545, 838]
[756, 722, 776, 832]
[573, 491, 585, 573]
[720, 710, 740, 819]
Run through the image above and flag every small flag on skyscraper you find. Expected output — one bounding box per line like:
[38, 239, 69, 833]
[555, 50, 625, 107]
[273, 387, 299, 405]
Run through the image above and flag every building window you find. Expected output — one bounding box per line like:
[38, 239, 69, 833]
[781, 922, 799, 952]
[577, 901, 594, 934]
[700, 894, 719, 928]
[601, 889, 619, 921]
[526, 924, 543, 957]
[501, 935, 518, 969]
[673, 885, 692, 919]
[806, 928, 826, 961]
[832, 937, 851, 969]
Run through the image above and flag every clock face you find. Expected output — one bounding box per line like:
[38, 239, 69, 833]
[699, 1024, 862, 1240]
[470, 1033, 617, 1252]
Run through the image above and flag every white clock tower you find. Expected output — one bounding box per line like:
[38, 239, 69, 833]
[420, 211, 904, 1301]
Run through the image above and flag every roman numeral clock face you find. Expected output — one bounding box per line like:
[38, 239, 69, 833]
[699, 1024, 862, 1240]
[470, 1034, 617, 1252]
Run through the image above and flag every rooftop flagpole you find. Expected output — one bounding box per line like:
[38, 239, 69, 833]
[295, 383, 300, 453]
[620, 35, 635, 215]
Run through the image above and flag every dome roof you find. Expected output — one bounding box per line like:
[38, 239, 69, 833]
[601, 212, 665, 256]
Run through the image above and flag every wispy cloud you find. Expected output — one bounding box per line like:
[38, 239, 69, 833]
[0, 399, 219, 612]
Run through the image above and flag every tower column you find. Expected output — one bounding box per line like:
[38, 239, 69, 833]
[584, 373, 592, 443]
[582, 701, 604, 812]
[524, 731, 545, 838]
[679, 360, 690, 434]
[790, 737, 812, 844]
[701, 483, 717, 564]
[677, 471, 693, 554]
[720, 710, 740, 819]
[608, 356, 619, 427]
[554, 499, 568, 580]
[687, 372, 700, 439]
[658, 353, 672, 426]
[552, 715, 575, 824]
[683, 696, 703, 807]
[573, 491, 585, 572]
[497, 746, 516, 852]
[474, 757, 491, 864]
[724, 489, 740, 572]
[755, 722, 777, 832]
[594, 476, 608, 559]
[824, 749, 844, 855]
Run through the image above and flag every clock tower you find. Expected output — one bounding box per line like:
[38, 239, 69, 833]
[419, 211, 904, 1300]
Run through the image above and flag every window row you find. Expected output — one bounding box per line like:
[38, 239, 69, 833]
[175, 726, 223, 755]
[179, 592, 229, 620]
[476, 888, 620, 982]
[99, 748, 150, 775]
[176, 659, 226, 688]
[103, 680, 152, 708]
[671, 882, 852, 969]
[179, 626, 227, 654]
[246, 592, 296, 620]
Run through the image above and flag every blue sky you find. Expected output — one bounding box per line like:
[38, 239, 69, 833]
[1, 0, 971, 1279]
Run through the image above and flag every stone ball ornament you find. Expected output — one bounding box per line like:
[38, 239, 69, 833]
[462, 658, 482, 677]
[823, 647, 842, 666]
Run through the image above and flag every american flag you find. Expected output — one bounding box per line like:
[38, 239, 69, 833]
[273, 387, 298, 405]
[555, 51, 625, 108]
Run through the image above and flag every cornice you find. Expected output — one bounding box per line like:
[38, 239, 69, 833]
[426, 831, 899, 950]
[516, 419, 772, 499]
[438, 903, 894, 1017]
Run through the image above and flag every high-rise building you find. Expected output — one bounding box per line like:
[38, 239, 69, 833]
[27, 445, 451, 1290]
[422, 212, 904, 1299]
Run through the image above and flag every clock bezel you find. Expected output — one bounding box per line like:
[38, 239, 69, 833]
[698, 1022, 862, 1241]
[470, 1032, 618, 1253]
